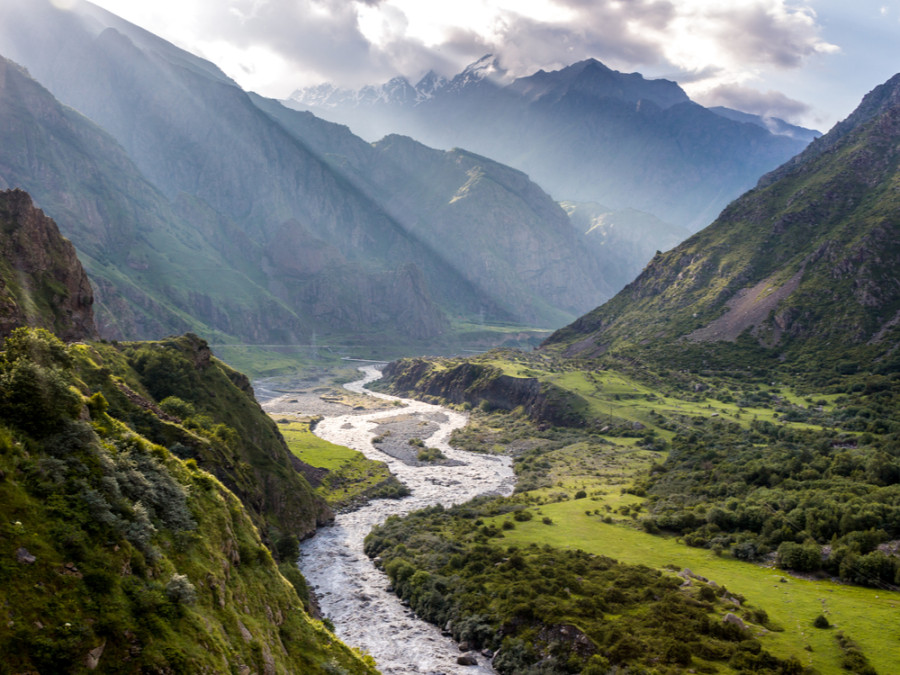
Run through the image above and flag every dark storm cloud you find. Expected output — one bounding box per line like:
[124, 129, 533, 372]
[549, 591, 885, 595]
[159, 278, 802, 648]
[696, 83, 812, 120]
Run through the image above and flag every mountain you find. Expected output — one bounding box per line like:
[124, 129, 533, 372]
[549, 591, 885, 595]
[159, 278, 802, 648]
[0, 54, 308, 343]
[708, 106, 821, 143]
[0, 0, 622, 342]
[289, 57, 817, 231]
[546, 73, 900, 364]
[0, 328, 379, 674]
[0, 189, 96, 341]
[562, 202, 690, 294]
[0, 188, 372, 672]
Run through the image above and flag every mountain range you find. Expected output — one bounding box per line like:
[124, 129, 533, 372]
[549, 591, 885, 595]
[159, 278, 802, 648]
[546, 73, 900, 367]
[289, 55, 819, 232]
[0, 0, 638, 347]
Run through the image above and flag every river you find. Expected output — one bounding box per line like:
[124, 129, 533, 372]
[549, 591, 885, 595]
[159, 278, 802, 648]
[265, 365, 515, 674]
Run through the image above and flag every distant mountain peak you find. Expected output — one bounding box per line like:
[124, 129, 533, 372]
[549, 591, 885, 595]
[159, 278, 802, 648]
[446, 54, 508, 92]
[508, 58, 689, 108]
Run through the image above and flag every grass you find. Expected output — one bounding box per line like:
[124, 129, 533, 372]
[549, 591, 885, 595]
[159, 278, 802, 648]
[492, 500, 898, 674]
[276, 418, 403, 507]
[394, 350, 899, 673]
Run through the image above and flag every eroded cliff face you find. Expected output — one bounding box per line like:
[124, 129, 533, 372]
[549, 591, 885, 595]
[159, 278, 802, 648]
[0, 189, 96, 341]
[381, 358, 588, 427]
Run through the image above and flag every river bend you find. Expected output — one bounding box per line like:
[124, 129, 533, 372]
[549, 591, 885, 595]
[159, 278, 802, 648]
[269, 366, 515, 674]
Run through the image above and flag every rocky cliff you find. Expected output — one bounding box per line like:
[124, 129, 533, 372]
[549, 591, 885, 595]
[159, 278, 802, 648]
[382, 357, 588, 427]
[0, 189, 96, 341]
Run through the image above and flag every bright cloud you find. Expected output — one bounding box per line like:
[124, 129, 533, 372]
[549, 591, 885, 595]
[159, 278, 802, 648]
[90, 0, 843, 124]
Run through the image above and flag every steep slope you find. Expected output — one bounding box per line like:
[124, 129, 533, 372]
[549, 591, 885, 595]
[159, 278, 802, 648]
[563, 202, 690, 296]
[0, 0, 455, 342]
[252, 95, 610, 322]
[0, 199, 370, 672]
[0, 189, 96, 341]
[0, 55, 309, 343]
[72, 333, 334, 542]
[290, 57, 814, 231]
[0, 0, 608, 337]
[0, 328, 376, 675]
[547, 73, 900, 364]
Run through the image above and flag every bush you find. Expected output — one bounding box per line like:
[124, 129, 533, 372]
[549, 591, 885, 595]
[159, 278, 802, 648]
[776, 541, 821, 573]
[275, 533, 300, 562]
[813, 614, 830, 629]
[159, 396, 196, 419]
[513, 510, 533, 522]
[165, 574, 197, 605]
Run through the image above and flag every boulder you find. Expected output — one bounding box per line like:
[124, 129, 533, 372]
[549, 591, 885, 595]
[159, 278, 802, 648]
[16, 547, 36, 564]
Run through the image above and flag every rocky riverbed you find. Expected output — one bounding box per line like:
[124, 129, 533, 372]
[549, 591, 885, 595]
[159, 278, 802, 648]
[259, 366, 515, 674]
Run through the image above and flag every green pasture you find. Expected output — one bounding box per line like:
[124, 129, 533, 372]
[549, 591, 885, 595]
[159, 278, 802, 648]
[492, 498, 899, 674]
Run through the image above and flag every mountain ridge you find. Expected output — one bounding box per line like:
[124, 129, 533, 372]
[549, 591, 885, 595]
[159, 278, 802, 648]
[288, 56, 817, 231]
[545, 72, 900, 364]
[0, 0, 631, 345]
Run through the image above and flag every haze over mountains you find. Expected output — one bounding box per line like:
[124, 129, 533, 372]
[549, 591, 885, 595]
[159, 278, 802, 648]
[0, 0, 820, 351]
[0, 0, 619, 345]
[290, 55, 819, 232]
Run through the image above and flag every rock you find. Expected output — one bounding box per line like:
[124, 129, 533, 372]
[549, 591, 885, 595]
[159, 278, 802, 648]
[481, 649, 494, 658]
[237, 619, 253, 643]
[85, 640, 106, 670]
[458, 641, 471, 652]
[16, 547, 36, 564]
[723, 613, 747, 630]
[457, 654, 478, 666]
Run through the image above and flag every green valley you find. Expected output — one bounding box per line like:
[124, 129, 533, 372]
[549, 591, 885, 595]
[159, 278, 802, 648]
[373, 345, 897, 673]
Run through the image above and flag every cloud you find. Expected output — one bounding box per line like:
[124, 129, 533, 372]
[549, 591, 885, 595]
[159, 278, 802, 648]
[703, 2, 839, 69]
[694, 83, 812, 121]
[190, 0, 391, 85]
[90, 0, 839, 117]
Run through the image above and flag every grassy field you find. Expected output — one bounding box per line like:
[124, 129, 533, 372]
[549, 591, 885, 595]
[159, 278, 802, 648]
[491, 499, 898, 674]
[438, 352, 898, 672]
[276, 419, 407, 508]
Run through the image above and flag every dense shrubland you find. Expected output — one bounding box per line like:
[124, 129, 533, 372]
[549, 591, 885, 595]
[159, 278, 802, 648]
[0, 328, 376, 674]
[365, 499, 801, 675]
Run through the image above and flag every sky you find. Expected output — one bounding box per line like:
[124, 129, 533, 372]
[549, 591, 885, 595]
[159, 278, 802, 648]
[84, 0, 900, 131]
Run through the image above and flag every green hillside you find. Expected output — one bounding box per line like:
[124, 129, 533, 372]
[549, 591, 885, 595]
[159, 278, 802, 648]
[547, 74, 900, 368]
[0, 328, 377, 674]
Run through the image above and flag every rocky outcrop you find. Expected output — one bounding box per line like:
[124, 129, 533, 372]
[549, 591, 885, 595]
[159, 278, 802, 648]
[382, 358, 588, 427]
[0, 189, 96, 340]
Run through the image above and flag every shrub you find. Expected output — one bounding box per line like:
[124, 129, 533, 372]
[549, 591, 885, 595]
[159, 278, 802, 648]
[275, 533, 300, 562]
[813, 614, 830, 629]
[776, 541, 821, 573]
[159, 396, 196, 419]
[165, 574, 197, 605]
